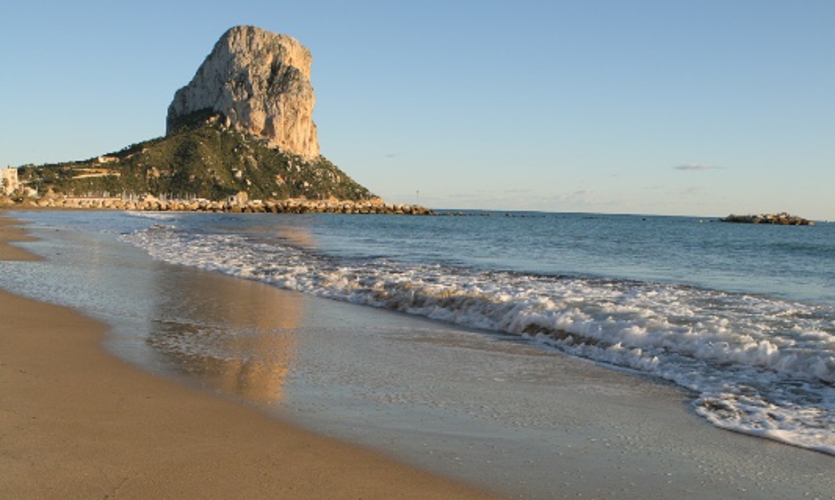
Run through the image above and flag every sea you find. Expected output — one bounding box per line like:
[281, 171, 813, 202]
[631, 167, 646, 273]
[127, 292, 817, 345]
[3, 209, 834, 464]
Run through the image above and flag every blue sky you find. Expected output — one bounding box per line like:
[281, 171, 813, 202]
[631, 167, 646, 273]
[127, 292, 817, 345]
[2, 1, 833, 218]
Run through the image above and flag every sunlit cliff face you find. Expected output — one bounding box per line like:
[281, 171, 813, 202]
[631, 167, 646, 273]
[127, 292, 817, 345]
[167, 25, 320, 160]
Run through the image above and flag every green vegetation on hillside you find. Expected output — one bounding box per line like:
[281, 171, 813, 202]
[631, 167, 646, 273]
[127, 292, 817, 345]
[18, 117, 374, 201]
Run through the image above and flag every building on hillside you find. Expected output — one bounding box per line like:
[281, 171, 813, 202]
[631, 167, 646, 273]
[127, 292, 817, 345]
[2, 167, 19, 195]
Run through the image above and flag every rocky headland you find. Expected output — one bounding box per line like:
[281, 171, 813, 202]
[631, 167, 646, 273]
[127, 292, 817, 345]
[720, 212, 815, 226]
[5, 26, 431, 215]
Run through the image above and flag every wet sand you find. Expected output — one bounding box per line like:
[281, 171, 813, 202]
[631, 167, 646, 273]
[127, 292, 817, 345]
[0, 217, 501, 499]
[0, 217, 41, 261]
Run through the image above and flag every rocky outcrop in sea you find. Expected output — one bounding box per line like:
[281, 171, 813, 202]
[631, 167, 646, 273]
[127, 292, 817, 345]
[720, 212, 815, 226]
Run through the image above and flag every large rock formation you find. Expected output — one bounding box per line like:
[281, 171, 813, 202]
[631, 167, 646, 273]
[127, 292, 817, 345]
[14, 25, 402, 206]
[167, 26, 320, 159]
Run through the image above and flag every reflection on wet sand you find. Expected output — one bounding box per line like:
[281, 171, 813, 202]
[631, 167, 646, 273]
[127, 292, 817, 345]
[149, 269, 304, 404]
[277, 225, 318, 249]
[254, 223, 319, 250]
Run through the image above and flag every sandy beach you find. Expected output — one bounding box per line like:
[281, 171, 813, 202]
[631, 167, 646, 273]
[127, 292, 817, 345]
[0, 216, 501, 499]
[3, 211, 834, 500]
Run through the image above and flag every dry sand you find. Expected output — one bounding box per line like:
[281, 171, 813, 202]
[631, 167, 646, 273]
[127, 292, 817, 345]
[0, 217, 502, 499]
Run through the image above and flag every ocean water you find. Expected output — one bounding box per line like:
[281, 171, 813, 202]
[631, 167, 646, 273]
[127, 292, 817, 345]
[5, 210, 835, 457]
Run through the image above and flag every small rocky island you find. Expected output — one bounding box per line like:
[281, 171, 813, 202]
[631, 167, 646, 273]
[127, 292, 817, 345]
[3, 26, 431, 215]
[720, 212, 815, 226]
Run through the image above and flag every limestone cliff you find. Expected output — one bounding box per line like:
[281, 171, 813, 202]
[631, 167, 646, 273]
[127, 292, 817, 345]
[167, 26, 320, 159]
[16, 25, 383, 205]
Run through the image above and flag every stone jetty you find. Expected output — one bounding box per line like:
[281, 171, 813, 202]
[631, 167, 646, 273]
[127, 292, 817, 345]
[1, 194, 434, 215]
[720, 212, 815, 226]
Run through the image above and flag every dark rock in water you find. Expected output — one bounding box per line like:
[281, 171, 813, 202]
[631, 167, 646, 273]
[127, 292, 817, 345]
[720, 212, 815, 226]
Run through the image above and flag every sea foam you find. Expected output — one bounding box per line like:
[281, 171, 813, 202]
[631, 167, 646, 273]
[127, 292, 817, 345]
[122, 224, 835, 455]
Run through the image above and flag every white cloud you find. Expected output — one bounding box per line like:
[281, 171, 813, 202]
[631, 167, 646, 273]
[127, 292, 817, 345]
[673, 164, 725, 171]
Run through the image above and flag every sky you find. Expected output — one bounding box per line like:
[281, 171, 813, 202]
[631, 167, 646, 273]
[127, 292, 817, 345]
[2, 1, 833, 219]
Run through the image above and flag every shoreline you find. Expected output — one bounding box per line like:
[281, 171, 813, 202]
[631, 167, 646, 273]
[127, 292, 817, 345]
[4, 211, 834, 500]
[0, 216, 501, 499]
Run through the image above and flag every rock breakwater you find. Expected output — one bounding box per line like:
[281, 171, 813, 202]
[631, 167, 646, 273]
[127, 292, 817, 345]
[2, 195, 434, 215]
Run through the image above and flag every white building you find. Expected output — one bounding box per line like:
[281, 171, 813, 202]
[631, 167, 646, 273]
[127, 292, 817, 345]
[1, 167, 19, 196]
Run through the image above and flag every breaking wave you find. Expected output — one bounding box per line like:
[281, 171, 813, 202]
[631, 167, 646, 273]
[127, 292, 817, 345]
[122, 223, 835, 455]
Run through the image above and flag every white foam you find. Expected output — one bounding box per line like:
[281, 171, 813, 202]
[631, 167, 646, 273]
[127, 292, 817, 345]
[124, 211, 183, 221]
[122, 225, 835, 455]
